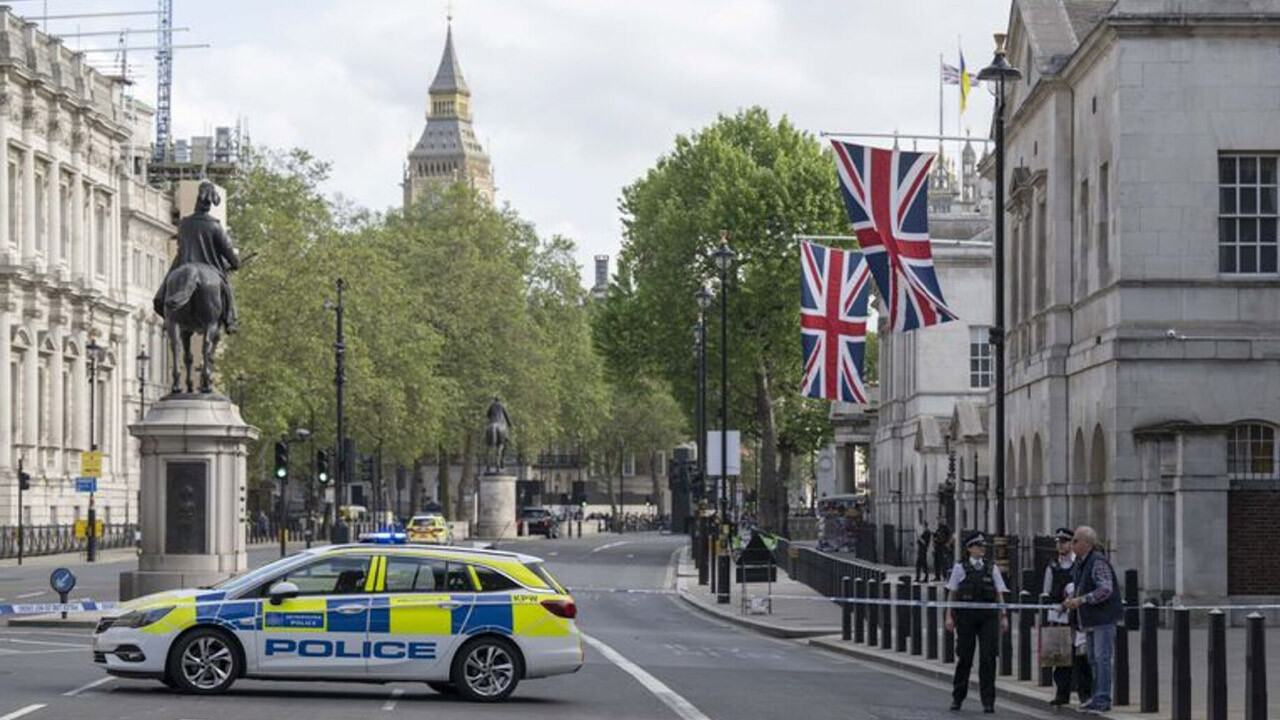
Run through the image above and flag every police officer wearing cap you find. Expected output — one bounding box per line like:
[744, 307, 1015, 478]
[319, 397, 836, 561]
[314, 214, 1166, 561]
[945, 530, 1009, 713]
[1043, 526, 1091, 706]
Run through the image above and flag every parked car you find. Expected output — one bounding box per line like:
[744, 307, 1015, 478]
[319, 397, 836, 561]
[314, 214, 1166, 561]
[521, 507, 559, 538]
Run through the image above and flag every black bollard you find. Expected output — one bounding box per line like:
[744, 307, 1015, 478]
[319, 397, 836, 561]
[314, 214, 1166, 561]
[881, 580, 893, 650]
[911, 584, 923, 656]
[1172, 607, 1191, 720]
[1124, 569, 1139, 630]
[841, 576, 852, 642]
[854, 578, 866, 644]
[1115, 619, 1130, 706]
[1038, 593, 1053, 687]
[1246, 613, 1266, 720]
[896, 576, 910, 653]
[867, 580, 880, 647]
[1018, 590, 1032, 681]
[943, 588, 955, 664]
[926, 585, 939, 660]
[1207, 609, 1226, 720]
[1000, 601, 1013, 676]
[1141, 602, 1159, 713]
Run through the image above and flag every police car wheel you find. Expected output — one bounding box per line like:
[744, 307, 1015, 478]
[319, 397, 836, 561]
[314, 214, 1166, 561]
[451, 637, 521, 702]
[167, 629, 241, 694]
[426, 681, 458, 695]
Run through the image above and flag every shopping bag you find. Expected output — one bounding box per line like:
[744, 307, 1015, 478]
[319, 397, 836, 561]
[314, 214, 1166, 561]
[1038, 625, 1074, 667]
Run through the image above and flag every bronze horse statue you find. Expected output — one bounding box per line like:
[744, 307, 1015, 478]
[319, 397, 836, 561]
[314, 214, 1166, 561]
[484, 396, 513, 471]
[152, 181, 241, 394]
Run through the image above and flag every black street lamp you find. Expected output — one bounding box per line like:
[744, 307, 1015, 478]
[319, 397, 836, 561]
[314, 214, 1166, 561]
[977, 34, 1021, 545]
[694, 281, 713, 586]
[712, 231, 735, 605]
[86, 337, 107, 563]
[327, 278, 349, 543]
[135, 349, 150, 421]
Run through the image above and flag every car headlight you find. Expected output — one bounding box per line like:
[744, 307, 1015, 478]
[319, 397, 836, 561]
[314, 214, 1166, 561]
[115, 606, 175, 628]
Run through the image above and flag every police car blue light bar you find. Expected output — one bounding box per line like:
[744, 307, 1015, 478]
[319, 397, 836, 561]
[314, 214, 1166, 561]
[358, 530, 408, 544]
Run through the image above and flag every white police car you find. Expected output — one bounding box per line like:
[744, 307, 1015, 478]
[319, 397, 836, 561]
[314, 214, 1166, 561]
[92, 544, 582, 701]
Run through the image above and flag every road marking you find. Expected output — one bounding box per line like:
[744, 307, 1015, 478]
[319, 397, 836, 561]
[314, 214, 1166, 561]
[547, 551, 558, 556]
[1, 638, 90, 649]
[382, 688, 403, 711]
[14, 592, 44, 600]
[0, 705, 46, 720]
[590, 541, 628, 553]
[62, 676, 114, 697]
[582, 633, 712, 720]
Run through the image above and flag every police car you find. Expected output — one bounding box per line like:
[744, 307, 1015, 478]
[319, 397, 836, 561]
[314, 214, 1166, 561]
[92, 544, 582, 702]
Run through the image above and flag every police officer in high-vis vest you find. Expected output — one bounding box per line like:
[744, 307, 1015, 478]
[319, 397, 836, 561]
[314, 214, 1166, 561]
[945, 531, 1009, 713]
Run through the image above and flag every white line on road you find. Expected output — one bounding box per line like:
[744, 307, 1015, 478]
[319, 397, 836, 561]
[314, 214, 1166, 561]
[590, 541, 628, 553]
[62, 676, 115, 697]
[1, 638, 90, 648]
[0, 705, 46, 720]
[582, 633, 712, 720]
[382, 688, 404, 711]
[13, 592, 44, 599]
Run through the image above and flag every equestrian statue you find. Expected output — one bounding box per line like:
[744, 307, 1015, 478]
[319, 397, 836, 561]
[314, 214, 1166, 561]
[152, 180, 241, 395]
[483, 396, 513, 472]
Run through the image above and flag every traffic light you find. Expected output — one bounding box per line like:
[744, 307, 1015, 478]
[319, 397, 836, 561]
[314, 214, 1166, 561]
[317, 449, 330, 486]
[361, 455, 375, 484]
[18, 462, 30, 491]
[274, 440, 289, 480]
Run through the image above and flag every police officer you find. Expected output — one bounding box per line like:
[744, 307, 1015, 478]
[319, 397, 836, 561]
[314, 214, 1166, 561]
[945, 531, 1009, 713]
[1043, 527, 1091, 706]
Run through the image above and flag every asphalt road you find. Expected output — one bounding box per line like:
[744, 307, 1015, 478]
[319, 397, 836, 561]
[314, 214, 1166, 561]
[0, 534, 1066, 720]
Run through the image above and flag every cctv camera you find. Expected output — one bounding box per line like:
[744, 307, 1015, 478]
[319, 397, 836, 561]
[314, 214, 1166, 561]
[1165, 329, 1179, 340]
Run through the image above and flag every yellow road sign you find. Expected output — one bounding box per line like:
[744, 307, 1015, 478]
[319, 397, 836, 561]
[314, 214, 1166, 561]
[80, 451, 102, 478]
[73, 519, 102, 539]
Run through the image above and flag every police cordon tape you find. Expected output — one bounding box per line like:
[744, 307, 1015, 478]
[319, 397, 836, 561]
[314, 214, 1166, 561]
[0, 600, 116, 616]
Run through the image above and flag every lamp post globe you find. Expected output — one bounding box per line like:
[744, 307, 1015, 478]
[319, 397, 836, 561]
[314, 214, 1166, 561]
[977, 32, 1021, 543]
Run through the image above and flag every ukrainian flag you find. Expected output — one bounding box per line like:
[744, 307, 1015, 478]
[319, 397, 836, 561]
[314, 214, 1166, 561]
[960, 51, 972, 114]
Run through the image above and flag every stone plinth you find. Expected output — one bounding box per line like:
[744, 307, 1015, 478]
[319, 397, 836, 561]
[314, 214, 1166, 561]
[475, 472, 516, 539]
[120, 395, 258, 600]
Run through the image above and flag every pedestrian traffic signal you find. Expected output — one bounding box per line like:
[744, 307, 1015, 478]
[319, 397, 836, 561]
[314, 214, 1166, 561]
[274, 440, 289, 479]
[317, 449, 330, 485]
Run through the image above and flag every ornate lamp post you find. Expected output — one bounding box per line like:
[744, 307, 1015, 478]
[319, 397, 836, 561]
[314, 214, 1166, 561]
[135, 349, 150, 420]
[977, 34, 1021, 550]
[86, 337, 107, 562]
[712, 232, 736, 605]
[326, 278, 348, 543]
[694, 281, 713, 586]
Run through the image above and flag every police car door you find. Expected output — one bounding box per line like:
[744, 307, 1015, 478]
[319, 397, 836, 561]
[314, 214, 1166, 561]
[255, 552, 375, 677]
[367, 555, 473, 680]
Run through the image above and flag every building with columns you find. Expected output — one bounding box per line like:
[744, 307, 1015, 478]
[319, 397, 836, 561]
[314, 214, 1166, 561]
[992, 0, 1280, 608]
[404, 21, 494, 206]
[0, 10, 176, 528]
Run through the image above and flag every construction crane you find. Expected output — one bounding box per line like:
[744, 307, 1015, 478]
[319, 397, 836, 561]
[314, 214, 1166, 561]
[153, 0, 172, 162]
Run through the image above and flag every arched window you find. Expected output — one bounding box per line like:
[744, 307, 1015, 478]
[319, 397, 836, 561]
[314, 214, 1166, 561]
[1228, 423, 1277, 476]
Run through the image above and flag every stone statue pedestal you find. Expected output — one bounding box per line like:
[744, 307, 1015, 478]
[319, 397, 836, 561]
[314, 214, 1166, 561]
[120, 395, 258, 601]
[475, 472, 517, 539]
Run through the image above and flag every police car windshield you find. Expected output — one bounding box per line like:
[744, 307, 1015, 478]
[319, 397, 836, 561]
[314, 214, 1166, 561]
[208, 554, 311, 593]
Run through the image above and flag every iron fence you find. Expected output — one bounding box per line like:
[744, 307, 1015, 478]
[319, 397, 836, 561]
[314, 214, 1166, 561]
[0, 523, 137, 559]
[769, 534, 886, 598]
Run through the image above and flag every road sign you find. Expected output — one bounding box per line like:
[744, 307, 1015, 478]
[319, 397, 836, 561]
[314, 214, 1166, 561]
[49, 568, 77, 595]
[75, 477, 97, 493]
[73, 519, 103, 540]
[706, 430, 742, 476]
[80, 451, 102, 478]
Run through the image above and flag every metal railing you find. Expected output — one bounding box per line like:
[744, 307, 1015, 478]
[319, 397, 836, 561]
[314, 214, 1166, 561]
[769, 534, 886, 597]
[0, 523, 137, 559]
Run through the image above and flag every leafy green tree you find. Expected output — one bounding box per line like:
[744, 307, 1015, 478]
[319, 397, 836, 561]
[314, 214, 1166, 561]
[602, 107, 859, 532]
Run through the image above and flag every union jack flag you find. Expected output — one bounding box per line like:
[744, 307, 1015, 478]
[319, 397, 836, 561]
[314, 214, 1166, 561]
[830, 140, 958, 332]
[800, 240, 871, 403]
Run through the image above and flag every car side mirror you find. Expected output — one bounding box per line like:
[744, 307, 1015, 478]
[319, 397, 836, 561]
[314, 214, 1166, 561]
[268, 581, 299, 605]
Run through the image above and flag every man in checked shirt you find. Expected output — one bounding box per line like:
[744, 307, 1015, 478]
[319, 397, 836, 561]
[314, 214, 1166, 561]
[1062, 525, 1123, 713]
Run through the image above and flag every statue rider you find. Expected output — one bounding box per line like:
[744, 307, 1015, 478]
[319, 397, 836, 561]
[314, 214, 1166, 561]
[152, 181, 241, 333]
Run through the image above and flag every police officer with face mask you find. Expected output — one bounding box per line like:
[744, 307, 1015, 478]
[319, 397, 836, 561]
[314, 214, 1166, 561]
[945, 531, 1009, 713]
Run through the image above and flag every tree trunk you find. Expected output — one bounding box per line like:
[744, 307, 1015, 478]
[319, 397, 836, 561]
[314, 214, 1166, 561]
[454, 431, 474, 523]
[410, 456, 425, 517]
[436, 444, 450, 519]
[755, 365, 780, 532]
[778, 445, 794, 535]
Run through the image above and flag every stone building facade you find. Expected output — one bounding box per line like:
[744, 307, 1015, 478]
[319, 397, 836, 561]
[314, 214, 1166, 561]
[993, 0, 1280, 606]
[0, 11, 175, 527]
[404, 22, 495, 206]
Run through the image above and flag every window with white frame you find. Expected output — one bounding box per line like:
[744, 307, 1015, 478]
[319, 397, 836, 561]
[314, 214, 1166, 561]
[1219, 154, 1278, 274]
[969, 326, 992, 389]
[1228, 423, 1277, 476]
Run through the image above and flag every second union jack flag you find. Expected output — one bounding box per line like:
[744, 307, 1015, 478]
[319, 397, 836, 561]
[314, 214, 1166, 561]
[800, 240, 871, 403]
[830, 140, 958, 332]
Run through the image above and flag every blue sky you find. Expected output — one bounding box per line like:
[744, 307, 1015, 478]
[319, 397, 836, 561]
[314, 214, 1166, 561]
[24, 0, 1012, 280]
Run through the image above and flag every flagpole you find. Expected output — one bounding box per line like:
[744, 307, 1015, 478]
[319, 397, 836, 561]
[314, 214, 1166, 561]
[821, 131, 991, 144]
[938, 52, 944, 158]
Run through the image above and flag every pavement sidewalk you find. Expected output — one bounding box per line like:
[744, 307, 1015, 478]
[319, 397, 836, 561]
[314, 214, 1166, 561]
[676, 543, 1280, 720]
